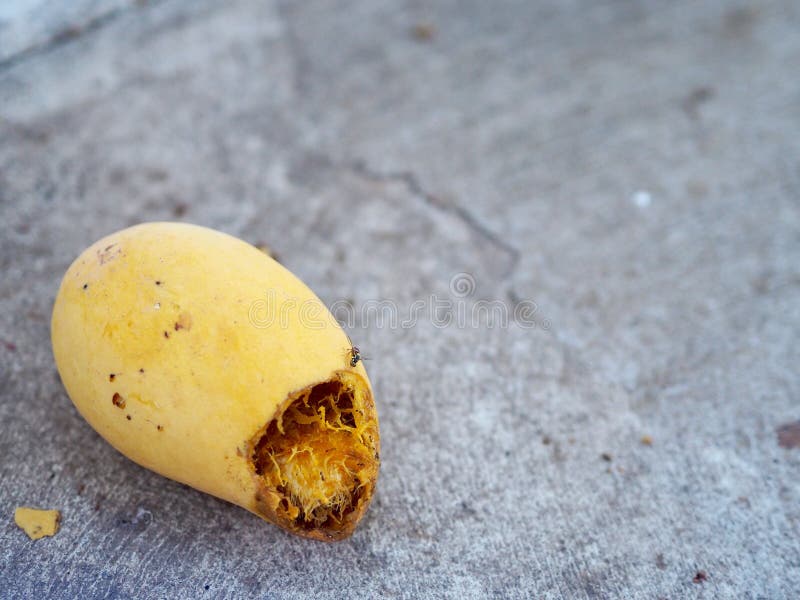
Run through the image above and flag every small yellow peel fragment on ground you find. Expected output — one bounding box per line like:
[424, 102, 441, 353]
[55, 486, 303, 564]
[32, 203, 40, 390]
[14, 507, 61, 540]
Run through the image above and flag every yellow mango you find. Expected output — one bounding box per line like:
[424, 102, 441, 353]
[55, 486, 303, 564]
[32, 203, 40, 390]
[51, 223, 379, 541]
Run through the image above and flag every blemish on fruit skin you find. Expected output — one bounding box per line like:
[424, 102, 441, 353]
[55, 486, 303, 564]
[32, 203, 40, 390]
[157, 425, 164, 431]
[97, 244, 121, 265]
[163, 331, 170, 339]
[155, 280, 163, 286]
[109, 373, 116, 382]
[139, 368, 145, 374]
[126, 415, 132, 421]
[82, 283, 89, 290]
[112, 393, 126, 409]
[127, 392, 156, 408]
[174, 312, 193, 332]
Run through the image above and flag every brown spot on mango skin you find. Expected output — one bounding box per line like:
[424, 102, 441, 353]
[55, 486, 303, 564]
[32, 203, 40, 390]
[109, 373, 116, 382]
[97, 244, 121, 265]
[174, 312, 193, 332]
[112, 393, 125, 409]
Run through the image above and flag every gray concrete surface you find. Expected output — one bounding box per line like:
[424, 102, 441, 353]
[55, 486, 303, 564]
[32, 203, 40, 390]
[1, 0, 799, 597]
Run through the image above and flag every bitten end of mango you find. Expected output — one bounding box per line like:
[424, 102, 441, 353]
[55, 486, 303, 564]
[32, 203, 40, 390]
[249, 371, 380, 541]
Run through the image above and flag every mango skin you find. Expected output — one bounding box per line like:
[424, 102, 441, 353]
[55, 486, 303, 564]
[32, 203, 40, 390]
[51, 222, 377, 539]
[14, 507, 61, 540]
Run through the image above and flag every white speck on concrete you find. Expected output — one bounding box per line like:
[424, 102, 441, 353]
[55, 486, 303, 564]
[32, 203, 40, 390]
[632, 190, 652, 208]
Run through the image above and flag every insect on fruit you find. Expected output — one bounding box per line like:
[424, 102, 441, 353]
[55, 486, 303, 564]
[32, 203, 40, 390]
[345, 335, 365, 367]
[349, 346, 361, 367]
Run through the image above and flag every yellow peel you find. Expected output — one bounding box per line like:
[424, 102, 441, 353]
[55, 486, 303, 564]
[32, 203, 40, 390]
[14, 507, 61, 540]
[51, 222, 380, 540]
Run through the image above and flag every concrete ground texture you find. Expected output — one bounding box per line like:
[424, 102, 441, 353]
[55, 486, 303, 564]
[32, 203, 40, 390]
[1, 0, 799, 598]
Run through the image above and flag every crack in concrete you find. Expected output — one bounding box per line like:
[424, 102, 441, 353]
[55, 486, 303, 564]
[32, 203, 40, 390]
[0, 2, 159, 72]
[348, 159, 521, 277]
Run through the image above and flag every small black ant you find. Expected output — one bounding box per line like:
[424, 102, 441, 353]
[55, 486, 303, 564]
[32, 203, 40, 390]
[349, 346, 362, 367]
[346, 335, 367, 367]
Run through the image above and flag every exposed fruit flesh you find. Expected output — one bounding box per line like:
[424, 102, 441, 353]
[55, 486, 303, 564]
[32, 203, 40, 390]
[251, 373, 379, 539]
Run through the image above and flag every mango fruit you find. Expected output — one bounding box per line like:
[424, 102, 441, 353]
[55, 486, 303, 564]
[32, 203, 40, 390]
[51, 223, 379, 541]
